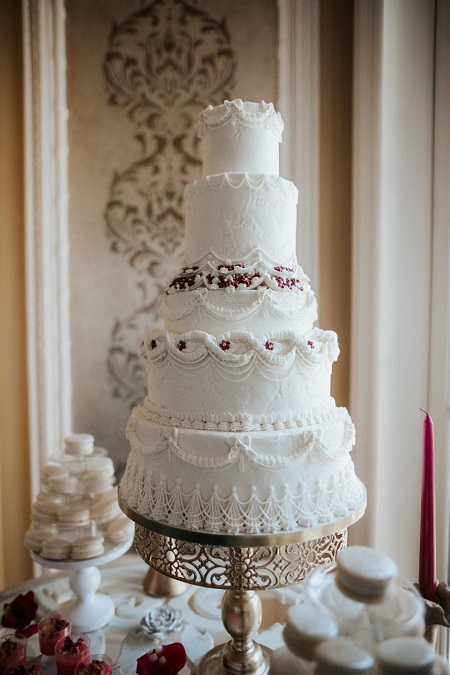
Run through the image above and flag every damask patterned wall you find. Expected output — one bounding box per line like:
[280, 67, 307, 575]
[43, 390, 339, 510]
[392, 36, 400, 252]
[66, 0, 277, 473]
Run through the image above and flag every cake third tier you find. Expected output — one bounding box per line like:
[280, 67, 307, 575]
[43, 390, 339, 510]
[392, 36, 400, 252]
[120, 100, 366, 534]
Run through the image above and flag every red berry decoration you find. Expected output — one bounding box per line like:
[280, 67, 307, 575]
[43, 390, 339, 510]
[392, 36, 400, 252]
[265, 341, 274, 351]
[307, 340, 315, 349]
[178, 341, 186, 351]
[1, 591, 38, 635]
[219, 340, 230, 351]
[150, 340, 157, 349]
[136, 643, 186, 675]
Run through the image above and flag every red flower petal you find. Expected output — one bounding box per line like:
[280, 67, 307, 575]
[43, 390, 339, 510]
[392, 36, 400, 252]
[2, 592, 38, 631]
[18, 623, 39, 638]
[136, 643, 186, 675]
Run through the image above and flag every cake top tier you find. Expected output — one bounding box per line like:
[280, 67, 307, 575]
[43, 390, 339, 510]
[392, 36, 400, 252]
[198, 100, 283, 177]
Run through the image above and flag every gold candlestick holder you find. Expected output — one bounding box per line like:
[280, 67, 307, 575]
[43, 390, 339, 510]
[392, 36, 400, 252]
[119, 496, 366, 675]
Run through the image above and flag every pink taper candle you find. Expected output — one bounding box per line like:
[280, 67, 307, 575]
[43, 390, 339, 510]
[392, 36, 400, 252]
[419, 409, 437, 601]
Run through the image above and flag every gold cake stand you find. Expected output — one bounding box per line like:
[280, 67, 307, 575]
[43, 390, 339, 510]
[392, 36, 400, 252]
[119, 496, 366, 675]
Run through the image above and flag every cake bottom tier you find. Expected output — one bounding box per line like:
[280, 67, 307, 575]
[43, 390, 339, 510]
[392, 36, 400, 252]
[120, 405, 366, 535]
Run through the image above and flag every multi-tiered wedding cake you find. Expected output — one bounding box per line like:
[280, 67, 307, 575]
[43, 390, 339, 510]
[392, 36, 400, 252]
[119, 100, 366, 535]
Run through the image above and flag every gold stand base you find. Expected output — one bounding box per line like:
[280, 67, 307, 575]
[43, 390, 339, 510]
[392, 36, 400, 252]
[191, 643, 272, 675]
[119, 496, 366, 674]
[191, 589, 271, 675]
[143, 567, 189, 597]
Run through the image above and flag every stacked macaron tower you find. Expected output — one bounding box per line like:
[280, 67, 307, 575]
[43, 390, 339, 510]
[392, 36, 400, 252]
[25, 434, 133, 561]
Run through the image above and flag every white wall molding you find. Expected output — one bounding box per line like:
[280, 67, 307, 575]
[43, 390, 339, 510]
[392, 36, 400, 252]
[352, 0, 437, 584]
[22, 0, 72, 498]
[429, 0, 450, 585]
[350, 0, 383, 549]
[278, 0, 320, 294]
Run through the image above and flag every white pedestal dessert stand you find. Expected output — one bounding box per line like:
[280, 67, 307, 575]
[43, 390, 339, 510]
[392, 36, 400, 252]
[31, 538, 133, 632]
[119, 496, 366, 675]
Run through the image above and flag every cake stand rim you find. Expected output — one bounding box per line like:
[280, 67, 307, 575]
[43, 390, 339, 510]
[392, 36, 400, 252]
[30, 537, 134, 570]
[118, 494, 366, 547]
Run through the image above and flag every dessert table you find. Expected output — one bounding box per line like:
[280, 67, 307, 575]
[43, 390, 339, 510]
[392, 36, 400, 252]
[0, 552, 303, 674]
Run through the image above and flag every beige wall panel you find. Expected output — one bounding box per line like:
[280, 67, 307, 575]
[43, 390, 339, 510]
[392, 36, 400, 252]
[319, 0, 353, 409]
[65, 0, 277, 472]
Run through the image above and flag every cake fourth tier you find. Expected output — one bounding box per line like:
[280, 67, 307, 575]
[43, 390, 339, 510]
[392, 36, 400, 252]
[122, 404, 365, 534]
[119, 100, 366, 534]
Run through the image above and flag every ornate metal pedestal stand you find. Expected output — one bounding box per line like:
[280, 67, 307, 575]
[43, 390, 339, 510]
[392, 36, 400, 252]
[120, 496, 366, 675]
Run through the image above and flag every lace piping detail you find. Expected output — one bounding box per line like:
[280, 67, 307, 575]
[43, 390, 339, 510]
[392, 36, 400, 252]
[140, 328, 339, 372]
[184, 173, 296, 198]
[142, 399, 339, 432]
[197, 100, 283, 141]
[161, 288, 318, 328]
[119, 457, 366, 534]
[127, 422, 318, 470]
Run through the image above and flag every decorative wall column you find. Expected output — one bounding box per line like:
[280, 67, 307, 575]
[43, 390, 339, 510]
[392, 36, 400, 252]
[351, 0, 440, 587]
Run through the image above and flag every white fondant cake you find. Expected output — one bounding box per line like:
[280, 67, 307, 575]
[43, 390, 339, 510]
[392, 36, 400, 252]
[120, 99, 366, 534]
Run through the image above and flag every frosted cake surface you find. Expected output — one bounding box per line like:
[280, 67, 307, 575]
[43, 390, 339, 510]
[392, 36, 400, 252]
[120, 100, 366, 534]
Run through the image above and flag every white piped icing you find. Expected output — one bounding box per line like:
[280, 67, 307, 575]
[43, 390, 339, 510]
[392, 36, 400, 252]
[166, 254, 310, 293]
[140, 328, 338, 420]
[198, 100, 283, 140]
[122, 410, 366, 534]
[185, 172, 294, 196]
[142, 398, 338, 432]
[198, 100, 283, 176]
[120, 100, 366, 534]
[161, 287, 318, 337]
[184, 175, 298, 268]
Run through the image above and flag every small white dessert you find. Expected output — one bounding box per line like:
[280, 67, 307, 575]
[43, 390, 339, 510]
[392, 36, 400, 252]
[374, 636, 437, 674]
[41, 537, 71, 560]
[283, 605, 339, 661]
[107, 517, 134, 544]
[71, 534, 105, 559]
[315, 638, 375, 674]
[91, 498, 121, 525]
[335, 546, 398, 600]
[57, 505, 91, 527]
[64, 433, 95, 456]
[24, 525, 58, 552]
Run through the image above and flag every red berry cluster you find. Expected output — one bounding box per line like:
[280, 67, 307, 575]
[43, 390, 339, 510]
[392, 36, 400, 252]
[307, 340, 315, 349]
[265, 341, 274, 351]
[150, 340, 157, 349]
[219, 340, 231, 351]
[273, 263, 303, 289]
[168, 262, 306, 293]
[206, 263, 256, 289]
[168, 268, 199, 291]
[178, 341, 186, 351]
[274, 265, 294, 273]
[275, 276, 304, 290]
